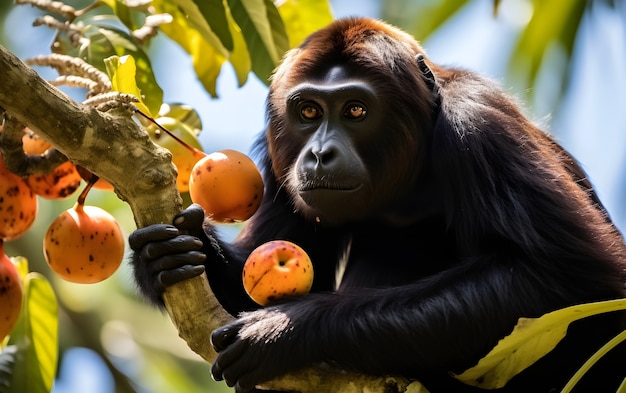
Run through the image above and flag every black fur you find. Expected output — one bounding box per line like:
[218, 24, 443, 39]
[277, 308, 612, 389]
[130, 17, 626, 392]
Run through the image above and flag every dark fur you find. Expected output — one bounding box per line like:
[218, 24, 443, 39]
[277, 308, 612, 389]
[130, 18, 626, 392]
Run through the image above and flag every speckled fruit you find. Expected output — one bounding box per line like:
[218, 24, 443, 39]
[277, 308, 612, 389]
[243, 240, 314, 306]
[22, 127, 52, 154]
[44, 203, 124, 284]
[0, 242, 23, 341]
[189, 149, 263, 223]
[0, 156, 38, 241]
[25, 161, 82, 200]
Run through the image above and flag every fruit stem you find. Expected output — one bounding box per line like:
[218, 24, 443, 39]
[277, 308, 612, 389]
[134, 109, 205, 157]
[76, 175, 98, 206]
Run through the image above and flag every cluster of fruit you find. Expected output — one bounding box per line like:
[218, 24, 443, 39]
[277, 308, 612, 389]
[143, 114, 314, 307]
[0, 126, 124, 341]
[0, 115, 313, 341]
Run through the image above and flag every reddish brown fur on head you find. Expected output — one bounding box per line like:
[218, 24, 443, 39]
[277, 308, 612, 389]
[265, 17, 440, 215]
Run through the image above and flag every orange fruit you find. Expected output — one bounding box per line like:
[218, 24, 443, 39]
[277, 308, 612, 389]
[0, 156, 38, 240]
[243, 240, 314, 306]
[0, 242, 23, 340]
[44, 203, 124, 284]
[189, 150, 263, 223]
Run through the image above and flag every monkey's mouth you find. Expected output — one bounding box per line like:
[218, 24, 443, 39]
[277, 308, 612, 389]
[298, 180, 362, 192]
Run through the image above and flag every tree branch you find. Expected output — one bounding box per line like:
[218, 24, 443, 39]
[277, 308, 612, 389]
[0, 43, 231, 363]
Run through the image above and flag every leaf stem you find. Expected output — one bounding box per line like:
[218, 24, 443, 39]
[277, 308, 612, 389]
[560, 329, 626, 393]
[134, 109, 204, 156]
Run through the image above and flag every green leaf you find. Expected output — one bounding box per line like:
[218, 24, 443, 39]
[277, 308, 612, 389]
[192, 0, 234, 51]
[100, 0, 136, 30]
[8, 273, 58, 393]
[228, 0, 289, 83]
[105, 55, 152, 115]
[454, 298, 626, 389]
[277, 0, 333, 48]
[51, 22, 163, 114]
[386, 0, 467, 42]
[508, 0, 585, 96]
[158, 103, 203, 135]
[97, 27, 163, 114]
[226, 6, 252, 87]
[153, 0, 228, 97]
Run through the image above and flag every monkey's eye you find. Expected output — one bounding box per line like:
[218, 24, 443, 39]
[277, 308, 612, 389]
[300, 104, 322, 120]
[344, 103, 367, 120]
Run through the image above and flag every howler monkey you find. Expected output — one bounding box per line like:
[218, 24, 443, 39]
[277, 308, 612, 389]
[129, 17, 626, 392]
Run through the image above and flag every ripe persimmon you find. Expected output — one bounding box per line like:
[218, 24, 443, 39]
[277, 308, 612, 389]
[242, 240, 313, 306]
[22, 128, 82, 199]
[26, 161, 82, 199]
[0, 156, 38, 240]
[189, 149, 264, 223]
[43, 202, 124, 284]
[0, 242, 23, 341]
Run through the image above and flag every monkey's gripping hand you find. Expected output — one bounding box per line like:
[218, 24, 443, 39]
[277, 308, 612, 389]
[129, 204, 208, 306]
[211, 305, 323, 393]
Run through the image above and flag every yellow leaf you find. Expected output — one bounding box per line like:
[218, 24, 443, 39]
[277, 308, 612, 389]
[153, 0, 227, 97]
[226, 7, 251, 87]
[104, 55, 151, 115]
[276, 0, 334, 48]
[454, 298, 626, 389]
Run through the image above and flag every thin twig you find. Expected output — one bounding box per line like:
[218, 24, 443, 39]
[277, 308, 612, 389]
[16, 0, 76, 20]
[25, 54, 112, 93]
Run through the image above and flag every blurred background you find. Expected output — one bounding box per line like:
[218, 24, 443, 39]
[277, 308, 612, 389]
[1, 0, 625, 392]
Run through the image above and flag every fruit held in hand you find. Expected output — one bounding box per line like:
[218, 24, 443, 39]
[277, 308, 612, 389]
[189, 149, 263, 223]
[0, 242, 23, 340]
[0, 156, 38, 240]
[44, 203, 124, 283]
[243, 240, 314, 306]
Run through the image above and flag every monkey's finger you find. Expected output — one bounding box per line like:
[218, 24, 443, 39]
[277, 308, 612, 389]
[211, 340, 246, 382]
[141, 235, 204, 260]
[211, 324, 241, 352]
[173, 203, 205, 231]
[128, 224, 179, 250]
[150, 250, 206, 272]
[235, 366, 266, 393]
[221, 346, 260, 390]
[234, 382, 253, 393]
[158, 265, 206, 288]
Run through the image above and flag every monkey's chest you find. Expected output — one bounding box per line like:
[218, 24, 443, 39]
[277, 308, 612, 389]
[337, 224, 456, 289]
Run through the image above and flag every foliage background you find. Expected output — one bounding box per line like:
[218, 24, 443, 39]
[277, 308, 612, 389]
[0, 0, 625, 392]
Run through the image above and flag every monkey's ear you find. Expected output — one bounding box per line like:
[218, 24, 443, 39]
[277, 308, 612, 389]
[415, 54, 438, 93]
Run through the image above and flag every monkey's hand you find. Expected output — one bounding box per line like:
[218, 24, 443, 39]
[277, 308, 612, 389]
[210, 306, 315, 393]
[129, 204, 208, 306]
